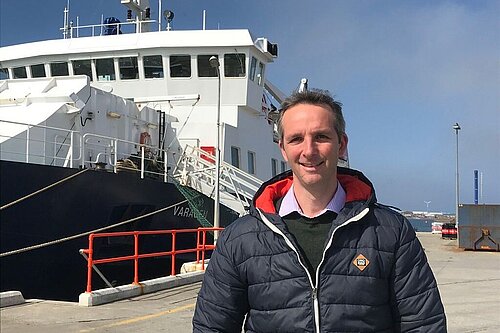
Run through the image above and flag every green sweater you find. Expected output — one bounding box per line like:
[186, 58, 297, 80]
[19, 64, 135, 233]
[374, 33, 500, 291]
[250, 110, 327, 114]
[274, 194, 338, 285]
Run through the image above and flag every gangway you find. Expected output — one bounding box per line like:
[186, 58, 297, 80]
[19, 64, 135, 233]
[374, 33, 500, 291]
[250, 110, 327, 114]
[172, 145, 262, 215]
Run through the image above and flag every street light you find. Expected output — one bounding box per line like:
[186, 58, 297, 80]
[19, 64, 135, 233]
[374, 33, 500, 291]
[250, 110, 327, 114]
[209, 56, 221, 243]
[453, 122, 461, 239]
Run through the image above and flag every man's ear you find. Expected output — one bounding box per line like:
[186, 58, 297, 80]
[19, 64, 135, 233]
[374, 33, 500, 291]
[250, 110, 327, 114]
[279, 140, 288, 162]
[339, 134, 348, 157]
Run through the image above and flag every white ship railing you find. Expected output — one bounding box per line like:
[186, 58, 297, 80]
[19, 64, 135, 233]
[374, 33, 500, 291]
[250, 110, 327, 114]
[0, 119, 169, 181]
[0, 120, 261, 214]
[81, 132, 170, 181]
[173, 145, 263, 215]
[61, 19, 157, 38]
[0, 120, 81, 167]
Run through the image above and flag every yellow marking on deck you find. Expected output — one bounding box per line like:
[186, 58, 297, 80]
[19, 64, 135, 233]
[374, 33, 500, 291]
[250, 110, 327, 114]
[79, 302, 196, 332]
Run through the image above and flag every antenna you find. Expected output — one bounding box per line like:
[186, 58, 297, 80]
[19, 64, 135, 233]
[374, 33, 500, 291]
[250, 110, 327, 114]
[62, 0, 70, 39]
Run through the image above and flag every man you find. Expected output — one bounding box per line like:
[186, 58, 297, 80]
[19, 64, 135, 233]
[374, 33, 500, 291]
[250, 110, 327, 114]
[193, 89, 446, 332]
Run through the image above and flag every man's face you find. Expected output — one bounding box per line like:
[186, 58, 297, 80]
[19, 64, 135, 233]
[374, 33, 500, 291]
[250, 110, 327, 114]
[279, 103, 347, 193]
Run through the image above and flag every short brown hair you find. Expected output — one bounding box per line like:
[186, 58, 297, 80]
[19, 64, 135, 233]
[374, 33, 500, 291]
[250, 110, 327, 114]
[277, 89, 345, 141]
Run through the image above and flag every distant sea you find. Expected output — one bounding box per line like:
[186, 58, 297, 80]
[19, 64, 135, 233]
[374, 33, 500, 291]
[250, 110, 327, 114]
[408, 218, 433, 232]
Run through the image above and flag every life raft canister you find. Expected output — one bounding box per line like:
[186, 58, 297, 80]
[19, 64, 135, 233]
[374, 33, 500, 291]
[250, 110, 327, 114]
[139, 131, 151, 146]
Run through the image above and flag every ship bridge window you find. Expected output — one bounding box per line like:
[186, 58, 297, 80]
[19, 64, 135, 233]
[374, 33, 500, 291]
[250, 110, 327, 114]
[119, 56, 138, 80]
[257, 61, 265, 86]
[72, 60, 92, 81]
[50, 62, 69, 76]
[0, 68, 9, 80]
[249, 56, 257, 81]
[31, 64, 46, 78]
[143, 55, 163, 78]
[231, 146, 240, 168]
[281, 161, 288, 173]
[197, 55, 218, 77]
[170, 55, 191, 78]
[13, 66, 27, 79]
[271, 158, 278, 177]
[96, 58, 116, 81]
[224, 53, 246, 77]
[247, 151, 256, 175]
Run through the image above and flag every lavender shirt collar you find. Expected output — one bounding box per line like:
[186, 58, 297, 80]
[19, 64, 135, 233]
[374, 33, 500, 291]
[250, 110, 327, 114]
[278, 182, 346, 218]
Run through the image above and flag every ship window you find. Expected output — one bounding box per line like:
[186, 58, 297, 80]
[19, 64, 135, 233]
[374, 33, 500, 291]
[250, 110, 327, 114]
[72, 60, 92, 81]
[247, 151, 256, 175]
[119, 56, 138, 80]
[143, 55, 163, 78]
[224, 53, 246, 77]
[13, 66, 27, 79]
[249, 56, 257, 81]
[0, 68, 10, 80]
[271, 158, 278, 177]
[96, 58, 116, 81]
[170, 55, 191, 77]
[231, 146, 240, 168]
[257, 62, 265, 86]
[281, 161, 287, 173]
[197, 55, 218, 77]
[50, 62, 69, 76]
[31, 64, 46, 78]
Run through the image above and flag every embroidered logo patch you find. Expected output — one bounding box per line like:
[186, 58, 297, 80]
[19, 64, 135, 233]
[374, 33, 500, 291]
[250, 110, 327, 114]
[353, 254, 370, 271]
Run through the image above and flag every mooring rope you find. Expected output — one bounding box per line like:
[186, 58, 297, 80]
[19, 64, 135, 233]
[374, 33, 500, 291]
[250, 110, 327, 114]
[0, 199, 188, 258]
[0, 168, 89, 211]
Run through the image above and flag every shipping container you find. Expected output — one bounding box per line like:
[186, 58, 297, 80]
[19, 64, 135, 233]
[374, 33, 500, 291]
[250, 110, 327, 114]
[458, 204, 500, 251]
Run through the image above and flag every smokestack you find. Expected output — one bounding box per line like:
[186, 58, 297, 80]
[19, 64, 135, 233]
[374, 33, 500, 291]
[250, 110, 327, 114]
[474, 170, 479, 204]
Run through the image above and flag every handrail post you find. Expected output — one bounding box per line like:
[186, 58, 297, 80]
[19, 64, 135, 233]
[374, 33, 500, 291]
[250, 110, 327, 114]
[134, 232, 139, 285]
[70, 131, 74, 168]
[201, 229, 207, 270]
[196, 229, 201, 263]
[113, 139, 118, 173]
[163, 148, 168, 183]
[86, 235, 94, 293]
[81, 134, 85, 169]
[171, 231, 176, 276]
[25, 126, 30, 163]
[141, 146, 145, 179]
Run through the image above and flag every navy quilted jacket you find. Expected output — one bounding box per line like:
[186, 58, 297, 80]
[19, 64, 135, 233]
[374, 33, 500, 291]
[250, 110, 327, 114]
[193, 168, 447, 332]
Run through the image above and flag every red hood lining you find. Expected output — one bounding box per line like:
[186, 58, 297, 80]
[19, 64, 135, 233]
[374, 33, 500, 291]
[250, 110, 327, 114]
[255, 174, 372, 214]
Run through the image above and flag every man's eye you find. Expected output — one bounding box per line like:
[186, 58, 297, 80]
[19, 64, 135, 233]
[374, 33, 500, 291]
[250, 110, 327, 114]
[289, 137, 302, 143]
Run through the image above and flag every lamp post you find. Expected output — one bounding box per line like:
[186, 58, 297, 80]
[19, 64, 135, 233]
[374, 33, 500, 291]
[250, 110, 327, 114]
[453, 122, 461, 239]
[209, 56, 221, 243]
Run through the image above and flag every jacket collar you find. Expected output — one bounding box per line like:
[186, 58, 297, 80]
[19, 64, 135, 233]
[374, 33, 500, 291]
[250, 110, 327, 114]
[252, 167, 375, 215]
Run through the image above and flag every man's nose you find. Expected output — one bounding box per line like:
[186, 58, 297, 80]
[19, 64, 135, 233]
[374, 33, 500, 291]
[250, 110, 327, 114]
[302, 137, 318, 156]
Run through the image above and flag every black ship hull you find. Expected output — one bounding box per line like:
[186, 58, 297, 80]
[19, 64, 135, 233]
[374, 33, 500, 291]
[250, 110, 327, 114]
[0, 160, 238, 301]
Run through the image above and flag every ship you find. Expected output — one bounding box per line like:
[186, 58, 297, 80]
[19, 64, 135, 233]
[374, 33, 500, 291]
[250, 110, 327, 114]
[0, 0, 289, 301]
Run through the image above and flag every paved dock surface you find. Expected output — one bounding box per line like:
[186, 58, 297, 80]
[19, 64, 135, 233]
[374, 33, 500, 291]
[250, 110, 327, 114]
[1, 233, 499, 332]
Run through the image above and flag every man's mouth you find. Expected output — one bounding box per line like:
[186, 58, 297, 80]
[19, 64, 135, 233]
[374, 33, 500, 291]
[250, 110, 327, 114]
[299, 161, 324, 168]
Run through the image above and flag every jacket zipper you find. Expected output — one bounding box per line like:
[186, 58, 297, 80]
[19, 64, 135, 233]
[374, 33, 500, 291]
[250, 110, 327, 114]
[258, 207, 370, 333]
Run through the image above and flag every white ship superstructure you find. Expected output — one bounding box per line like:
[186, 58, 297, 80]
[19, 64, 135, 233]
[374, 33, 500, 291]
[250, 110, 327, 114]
[0, 1, 289, 214]
[0, 0, 291, 301]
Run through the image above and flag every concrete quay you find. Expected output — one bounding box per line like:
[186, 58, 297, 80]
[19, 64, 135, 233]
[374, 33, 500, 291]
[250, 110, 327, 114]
[1, 233, 499, 332]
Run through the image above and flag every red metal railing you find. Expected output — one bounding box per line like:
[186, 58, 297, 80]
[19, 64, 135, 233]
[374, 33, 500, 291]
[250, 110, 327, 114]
[80, 227, 223, 293]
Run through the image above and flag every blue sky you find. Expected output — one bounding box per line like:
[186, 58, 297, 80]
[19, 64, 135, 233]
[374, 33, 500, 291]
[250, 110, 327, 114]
[1, 0, 499, 213]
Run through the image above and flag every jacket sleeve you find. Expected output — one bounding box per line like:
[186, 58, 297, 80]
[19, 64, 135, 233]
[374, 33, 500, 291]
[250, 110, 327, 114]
[390, 217, 447, 332]
[192, 228, 249, 332]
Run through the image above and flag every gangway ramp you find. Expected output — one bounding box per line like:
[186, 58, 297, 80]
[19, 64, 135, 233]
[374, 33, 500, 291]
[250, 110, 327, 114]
[173, 144, 263, 216]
